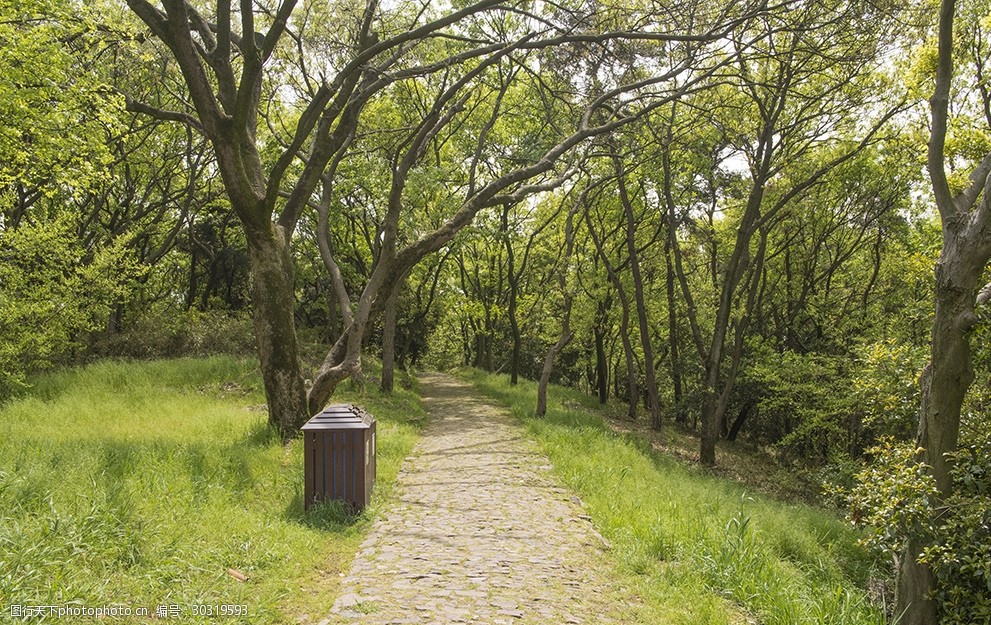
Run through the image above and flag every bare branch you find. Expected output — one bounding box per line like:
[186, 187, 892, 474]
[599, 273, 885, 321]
[125, 97, 204, 133]
[929, 0, 957, 217]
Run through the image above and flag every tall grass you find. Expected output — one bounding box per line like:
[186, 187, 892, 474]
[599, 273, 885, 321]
[0, 357, 424, 624]
[461, 369, 886, 625]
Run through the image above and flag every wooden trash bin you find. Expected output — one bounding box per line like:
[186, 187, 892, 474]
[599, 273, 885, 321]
[302, 404, 376, 511]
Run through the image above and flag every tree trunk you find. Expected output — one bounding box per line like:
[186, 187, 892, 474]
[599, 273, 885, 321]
[186, 234, 198, 312]
[615, 154, 662, 430]
[894, 0, 991, 617]
[896, 537, 938, 624]
[726, 399, 753, 442]
[595, 325, 609, 404]
[380, 287, 398, 394]
[700, 376, 724, 466]
[473, 332, 485, 369]
[106, 302, 124, 336]
[665, 248, 685, 424]
[508, 281, 521, 384]
[536, 297, 572, 417]
[327, 283, 341, 344]
[307, 257, 400, 413]
[700, 298, 733, 466]
[700, 176, 767, 465]
[462, 322, 472, 366]
[895, 241, 982, 624]
[613, 358, 622, 400]
[616, 300, 638, 419]
[484, 331, 494, 372]
[921, 255, 978, 494]
[535, 202, 580, 416]
[317, 175, 354, 336]
[586, 210, 639, 420]
[502, 205, 523, 385]
[245, 224, 308, 440]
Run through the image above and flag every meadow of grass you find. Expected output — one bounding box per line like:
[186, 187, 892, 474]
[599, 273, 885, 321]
[460, 369, 887, 625]
[0, 356, 424, 624]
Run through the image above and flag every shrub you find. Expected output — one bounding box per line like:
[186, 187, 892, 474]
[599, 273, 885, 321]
[0, 215, 137, 398]
[850, 340, 926, 444]
[845, 423, 991, 625]
[741, 344, 857, 462]
[920, 423, 991, 624]
[88, 309, 256, 360]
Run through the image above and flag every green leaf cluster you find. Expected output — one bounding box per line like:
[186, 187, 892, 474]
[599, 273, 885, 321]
[0, 215, 140, 397]
[845, 425, 991, 624]
[0, 0, 123, 194]
[920, 425, 991, 624]
[846, 439, 939, 556]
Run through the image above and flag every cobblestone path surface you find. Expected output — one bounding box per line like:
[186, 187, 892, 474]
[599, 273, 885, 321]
[325, 373, 638, 625]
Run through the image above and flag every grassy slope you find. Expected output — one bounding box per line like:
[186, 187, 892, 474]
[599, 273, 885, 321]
[460, 369, 886, 625]
[0, 356, 424, 624]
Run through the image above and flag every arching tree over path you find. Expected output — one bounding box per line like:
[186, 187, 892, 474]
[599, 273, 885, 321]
[121, 0, 770, 438]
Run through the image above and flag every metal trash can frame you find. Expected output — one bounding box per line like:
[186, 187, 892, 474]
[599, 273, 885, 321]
[302, 404, 376, 511]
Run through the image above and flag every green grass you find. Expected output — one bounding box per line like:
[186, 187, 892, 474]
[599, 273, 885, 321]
[0, 356, 424, 624]
[459, 369, 887, 625]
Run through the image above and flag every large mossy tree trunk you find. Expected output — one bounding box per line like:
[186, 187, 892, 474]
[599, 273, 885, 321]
[245, 224, 308, 440]
[123, 0, 323, 441]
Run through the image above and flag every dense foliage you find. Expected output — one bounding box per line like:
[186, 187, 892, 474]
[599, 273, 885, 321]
[846, 426, 991, 625]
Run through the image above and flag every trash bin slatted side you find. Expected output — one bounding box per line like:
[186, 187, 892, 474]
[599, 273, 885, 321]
[355, 424, 375, 508]
[324, 431, 333, 502]
[334, 431, 346, 503]
[366, 423, 375, 504]
[352, 431, 358, 503]
[304, 431, 314, 508]
[302, 404, 375, 511]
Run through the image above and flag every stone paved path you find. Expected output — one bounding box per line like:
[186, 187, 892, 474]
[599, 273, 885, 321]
[324, 373, 639, 625]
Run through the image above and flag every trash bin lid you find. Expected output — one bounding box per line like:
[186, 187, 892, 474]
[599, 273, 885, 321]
[302, 403, 373, 430]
